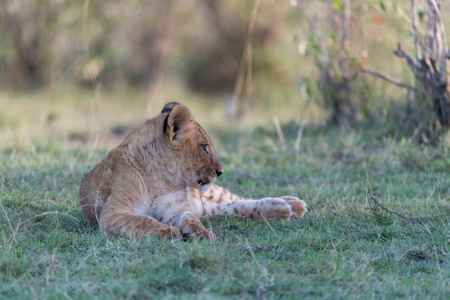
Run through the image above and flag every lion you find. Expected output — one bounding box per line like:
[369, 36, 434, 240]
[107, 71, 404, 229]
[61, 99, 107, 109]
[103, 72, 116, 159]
[79, 102, 307, 240]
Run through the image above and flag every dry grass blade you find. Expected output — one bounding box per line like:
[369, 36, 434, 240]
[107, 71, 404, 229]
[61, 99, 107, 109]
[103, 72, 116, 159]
[229, 0, 262, 119]
[256, 276, 274, 300]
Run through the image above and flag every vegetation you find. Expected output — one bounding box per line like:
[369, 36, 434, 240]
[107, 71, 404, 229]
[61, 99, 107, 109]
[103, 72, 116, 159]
[360, 0, 450, 144]
[0, 90, 449, 298]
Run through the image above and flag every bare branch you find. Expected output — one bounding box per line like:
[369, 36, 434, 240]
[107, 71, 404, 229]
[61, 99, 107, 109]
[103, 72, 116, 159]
[347, 71, 359, 82]
[411, 0, 421, 61]
[394, 43, 417, 75]
[339, 0, 351, 54]
[338, 0, 351, 75]
[428, 0, 448, 84]
[309, 15, 329, 70]
[360, 68, 412, 89]
[424, 0, 433, 59]
[245, 0, 262, 98]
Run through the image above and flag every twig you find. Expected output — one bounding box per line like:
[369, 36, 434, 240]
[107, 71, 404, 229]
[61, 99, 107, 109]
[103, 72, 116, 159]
[370, 196, 449, 224]
[370, 197, 412, 221]
[360, 68, 412, 89]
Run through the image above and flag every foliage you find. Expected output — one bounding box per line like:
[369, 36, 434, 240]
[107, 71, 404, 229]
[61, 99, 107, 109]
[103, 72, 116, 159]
[361, 0, 450, 144]
[0, 0, 61, 88]
[395, 0, 450, 144]
[0, 0, 286, 93]
[297, 0, 380, 126]
[1, 0, 449, 145]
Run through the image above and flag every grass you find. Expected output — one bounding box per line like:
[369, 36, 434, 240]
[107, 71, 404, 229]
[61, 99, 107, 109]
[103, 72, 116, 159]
[0, 88, 449, 299]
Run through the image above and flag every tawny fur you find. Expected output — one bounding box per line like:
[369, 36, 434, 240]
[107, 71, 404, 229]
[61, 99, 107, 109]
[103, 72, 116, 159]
[80, 102, 307, 240]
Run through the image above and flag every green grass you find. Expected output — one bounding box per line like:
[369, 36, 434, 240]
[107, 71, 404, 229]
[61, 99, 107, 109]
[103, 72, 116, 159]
[0, 89, 449, 299]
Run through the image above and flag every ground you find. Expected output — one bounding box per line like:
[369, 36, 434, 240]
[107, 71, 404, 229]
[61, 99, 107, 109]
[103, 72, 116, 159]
[0, 88, 449, 299]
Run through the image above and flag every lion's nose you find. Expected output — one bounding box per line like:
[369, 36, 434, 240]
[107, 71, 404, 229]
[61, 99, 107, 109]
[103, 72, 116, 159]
[215, 170, 223, 177]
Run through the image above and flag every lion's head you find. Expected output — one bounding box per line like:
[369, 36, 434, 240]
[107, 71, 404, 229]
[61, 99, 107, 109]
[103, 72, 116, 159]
[159, 102, 223, 192]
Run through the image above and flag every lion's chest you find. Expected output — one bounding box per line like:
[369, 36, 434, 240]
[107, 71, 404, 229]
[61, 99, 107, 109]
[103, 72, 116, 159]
[135, 188, 204, 225]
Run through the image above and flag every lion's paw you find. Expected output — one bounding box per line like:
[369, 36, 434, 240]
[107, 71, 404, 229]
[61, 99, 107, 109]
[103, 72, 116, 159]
[194, 230, 216, 241]
[159, 226, 182, 240]
[257, 198, 293, 220]
[183, 229, 217, 241]
[280, 196, 307, 218]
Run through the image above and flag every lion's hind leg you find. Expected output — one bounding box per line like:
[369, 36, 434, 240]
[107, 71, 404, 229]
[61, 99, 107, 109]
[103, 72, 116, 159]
[224, 198, 294, 220]
[191, 186, 296, 221]
[79, 171, 105, 224]
[191, 186, 307, 221]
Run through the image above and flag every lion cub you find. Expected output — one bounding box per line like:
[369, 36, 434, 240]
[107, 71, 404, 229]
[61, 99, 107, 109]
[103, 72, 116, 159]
[80, 102, 307, 240]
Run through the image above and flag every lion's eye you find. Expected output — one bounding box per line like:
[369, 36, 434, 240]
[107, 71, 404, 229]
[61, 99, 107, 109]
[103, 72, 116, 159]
[201, 144, 209, 154]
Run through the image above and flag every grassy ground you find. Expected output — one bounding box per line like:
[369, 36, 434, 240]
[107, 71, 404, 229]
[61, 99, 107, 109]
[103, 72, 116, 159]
[0, 88, 449, 299]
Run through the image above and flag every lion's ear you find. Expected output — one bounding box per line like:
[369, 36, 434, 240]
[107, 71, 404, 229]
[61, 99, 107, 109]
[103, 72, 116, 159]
[161, 101, 180, 114]
[165, 105, 194, 144]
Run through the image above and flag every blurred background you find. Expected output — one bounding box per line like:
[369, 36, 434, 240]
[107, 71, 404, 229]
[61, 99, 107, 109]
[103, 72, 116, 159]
[0, 0, 449, 148]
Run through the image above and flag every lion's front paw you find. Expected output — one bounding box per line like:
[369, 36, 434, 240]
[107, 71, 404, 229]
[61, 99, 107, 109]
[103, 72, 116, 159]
[159, 226, 182, 240]
[257, 198, 293, 221]
[194, 230, 217, 241]
[280, 196, 307, 218]
[182, 229, 217, 241]
[179, 213, 216, 241]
